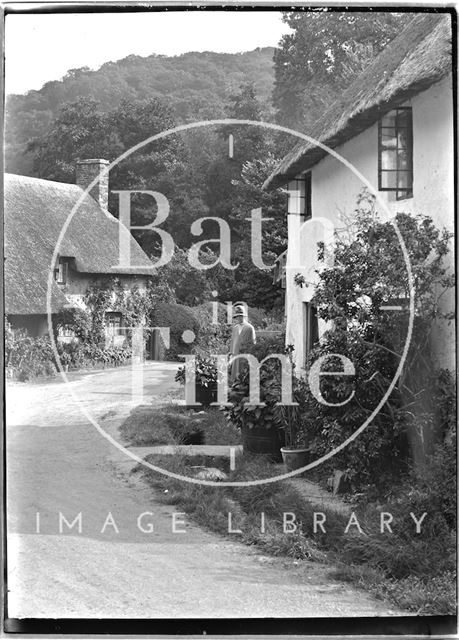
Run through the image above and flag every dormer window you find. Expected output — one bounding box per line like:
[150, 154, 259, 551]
[55, 257, 69, 284]
[378, 107, 413, 200]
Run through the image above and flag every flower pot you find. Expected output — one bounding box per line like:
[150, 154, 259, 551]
[242, 424, 284, 462]
[281, 447, 311, 472]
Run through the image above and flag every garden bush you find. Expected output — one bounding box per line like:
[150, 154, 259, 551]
[250, 332, 286, 362]
[152, 301, 200, 360]
[6, 330, 56, 381]
[298, 195, 455, 493]
[58, 341, 132, 370]
[6, 329, 133, 381]
[246, 306, 267, 328]
[190, 302, 231, 357]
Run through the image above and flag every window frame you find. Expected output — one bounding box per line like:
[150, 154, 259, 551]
[378, 107, 413, 201]
[287, 172, 312, 221]
[55, 258, 69, 284]
[58, 324, 75, 338]
[105, 312, 123, 336]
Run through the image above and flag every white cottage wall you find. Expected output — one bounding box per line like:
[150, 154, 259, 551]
[286, 76, 454, 371]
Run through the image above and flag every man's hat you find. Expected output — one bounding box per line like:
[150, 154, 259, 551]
[233, 304, 247, 318]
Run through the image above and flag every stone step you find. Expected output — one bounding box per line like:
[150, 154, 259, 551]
[128, 444, 243, 459]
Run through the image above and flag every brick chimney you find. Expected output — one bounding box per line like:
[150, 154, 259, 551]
[75, 159, 109, 210]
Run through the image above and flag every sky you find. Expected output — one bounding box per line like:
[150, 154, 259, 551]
[5, 10, 291, 95]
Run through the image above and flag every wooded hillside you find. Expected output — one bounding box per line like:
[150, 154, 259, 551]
[6, 47, 275, 175]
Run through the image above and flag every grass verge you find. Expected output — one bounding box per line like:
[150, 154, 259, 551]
[137, 451, 456, 615]
[120, 403, 240, 446]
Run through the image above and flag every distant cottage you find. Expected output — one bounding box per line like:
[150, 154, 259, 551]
[4, 159, 154, 340]
[266, 13, 454, 371]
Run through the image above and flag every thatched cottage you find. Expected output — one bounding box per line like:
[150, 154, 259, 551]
[4, 159, 154, 339]
[265, 12, 454, 371]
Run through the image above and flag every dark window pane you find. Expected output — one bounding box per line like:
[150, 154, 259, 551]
[396, 110, 410, 128]
[397, 170, 412, 191]
[397, 149, 409, 170]
[397, 128, 409, 149]
[381, 113, 397, 128]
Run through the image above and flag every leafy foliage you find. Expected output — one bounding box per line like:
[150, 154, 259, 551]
[6, 330, 56, 381]
[152, 301, 200, 360]
[273, 12, 410, 129]
[8, 275, 174, 380]
[189, 302, 232, 357]
[58, 341, 132, 371]
[14, 79, 287, 313]
[224, 357, 286, 433]
[6, 47, 275, 175]
[175, 353, 219, 388]
[5, 328, 132, 381]
[299, 191, 455, 490]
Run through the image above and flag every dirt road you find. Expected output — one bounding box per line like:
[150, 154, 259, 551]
[6, 363, 401, 618]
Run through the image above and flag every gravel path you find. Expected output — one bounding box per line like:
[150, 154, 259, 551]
[6, 363, 402, 619]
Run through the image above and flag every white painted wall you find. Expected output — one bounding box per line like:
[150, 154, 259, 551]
[286, 76, 455, 372]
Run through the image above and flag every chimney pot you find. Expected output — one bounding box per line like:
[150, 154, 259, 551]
[75, 159, 109, 210]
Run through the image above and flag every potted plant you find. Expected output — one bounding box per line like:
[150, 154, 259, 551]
[224, 363, 285, 461]
[277, 382, 311, 471]
[175, 354, 218, 407]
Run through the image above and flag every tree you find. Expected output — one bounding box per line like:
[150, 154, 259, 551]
[273, 11, 410, 130]
[226, 155, 288, 309]
[27, 98, 110, 182]
[201, 83, 288, 308]
[5, 48, 276, 176]
[304, 190, 454, 484]
[27, 96, 181, 184]
[25, 84, 288, 313]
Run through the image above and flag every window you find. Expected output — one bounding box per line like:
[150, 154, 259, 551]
[105, 312, 122, 335]
[55, 258, 69, 284]
[288, 172, 312, 221]
[303, 302, 319, 365]
[378, 107, 413, 200]
[272, 251, 287, 289]
[58, 324, 75, 339]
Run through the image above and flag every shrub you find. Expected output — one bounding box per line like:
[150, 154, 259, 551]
[246, 306, 267, 328]
[224, 359, 285, 435]
[190, 302, 231, 357]
[152, 302, 200, 360]
[175, 353, 219, 388]
[300, 196, 455, 493]
[58, 341, 132, 370]
[6, 330, 56, 381]
[250, 332, 286, 362]
[5, 328, 133, 381]
[302, 329, 411, 493]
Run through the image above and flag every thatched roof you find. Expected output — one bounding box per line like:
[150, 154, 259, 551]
[264, 13, 452, 189]
[5, 173, 155, 315]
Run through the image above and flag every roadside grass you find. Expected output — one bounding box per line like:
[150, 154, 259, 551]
[139, 452, 336, 563]
[329, 564, 456, 616]
[138, 451, 456, 615]
[119, 403, 240, 446]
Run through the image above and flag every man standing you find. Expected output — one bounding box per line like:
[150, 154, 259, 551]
[230, 304, 256, 383]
